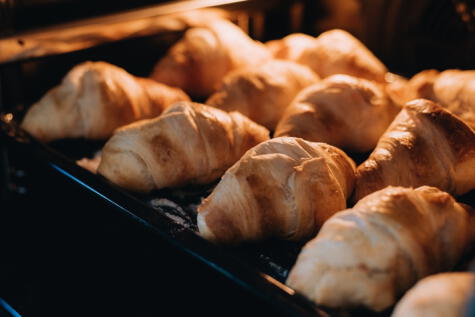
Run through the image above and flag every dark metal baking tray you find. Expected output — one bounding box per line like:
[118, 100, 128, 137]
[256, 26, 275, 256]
[4, 110, 475, 317]
[0, 113, 327, 317]
[4, 101, 420, 317]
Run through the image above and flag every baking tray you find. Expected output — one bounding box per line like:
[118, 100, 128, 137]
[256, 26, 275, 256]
[0, 113, 322, 317]
[3, 103, 411, 317]
[4, 110, 475, 317]
[2, 1, 475, 315]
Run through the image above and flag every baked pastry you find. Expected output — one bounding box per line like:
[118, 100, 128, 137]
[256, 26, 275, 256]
[97, 101, 269, 192]
[392, 272, 475, 317]
[286, 186, 475, 312]
[385, 69, 438, 107]
[430, 70, 475, 129]
[297, 29, 387, 82]
[265, 33, 317, 62]
[21, 61, 189, 142]
[150, 19, 271, 98]
[390, 69, 475, 130]
[197, 137, 355, 244]
[76, 152, 102, 174]
[206, 60, 319, 130]
[274, 74, 399, 152]
[354, 98, 475, 201]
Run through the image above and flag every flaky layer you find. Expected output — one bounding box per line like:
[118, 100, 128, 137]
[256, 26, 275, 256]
[275, 74, 399, 152]
[150, 19, 271, 98]
[97, 101, 269, 192]
[386, 69, 475, 130]
[287, 186, 475, 312]
[21, 61, 189, 142]
[206, 60, 318, 130]
[392, 272, 475, 317]
[354, 98, 475, 201]
[197, 136, 355, 244]
[297, 29, 387, 82]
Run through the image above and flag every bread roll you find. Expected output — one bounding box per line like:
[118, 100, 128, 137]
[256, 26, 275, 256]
[354, 99, 475, 201]
[287, 186, 475, 311]
[21, 61, 189, 142]
[275, 74, 399, 152]
[197, 137, 355, 244]
[150, 19, 271, 98]
[206, 60, 319, 130]
[97, 101, 269, 192]
[392, 272, 475, 317]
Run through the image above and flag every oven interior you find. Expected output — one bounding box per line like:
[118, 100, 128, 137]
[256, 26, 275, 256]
[1, 0, 475, 316]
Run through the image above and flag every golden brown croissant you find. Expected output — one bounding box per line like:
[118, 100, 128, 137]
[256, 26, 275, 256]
[97, 101, 269, 192]
[150, 19, 271, 98]
[385, 69, 439, 107]
[197, 137, 355, 244]
[297, 29, 387, 82]
[265, 33, 317, 62]
[392, 272, 475, 317]
[431, 70, 475, 129]
[287, 186, 475, 312]
[354, 98, 475, 201]
[274, 74, 399, 152]
[206, 60, 319, 130]
[392, 69, 475, 130]
[20, 61, 189, 142]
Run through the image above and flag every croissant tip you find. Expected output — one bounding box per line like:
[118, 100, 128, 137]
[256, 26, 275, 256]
[197, 213, 218, 242]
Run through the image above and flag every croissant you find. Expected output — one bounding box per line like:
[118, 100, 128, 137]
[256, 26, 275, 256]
[197, 137, 356, 244]
[354, 99, 475, 201]
[297, 29, 387, 82]
[385, 69, 439, 107]
[286, 186, 475, 312]
[97, 101, 269, 192]
[20, 61, 189, 142]
[392, 272, 475, 317]
[405, 69, 475, 130]
[206, 60, 319, 130]
[274, 74, 399, 152]
[265, 33, 317, 62]
[150, 19, 271, 98]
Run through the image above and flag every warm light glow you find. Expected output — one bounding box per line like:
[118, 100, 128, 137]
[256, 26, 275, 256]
[20, 0, 249, 30]
[0, 0, 250, 63]
[261, 274, 296, 295]
[4, 113, 13, 122]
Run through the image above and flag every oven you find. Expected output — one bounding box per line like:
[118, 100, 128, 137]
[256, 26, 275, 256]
[1, 1, 475, 316]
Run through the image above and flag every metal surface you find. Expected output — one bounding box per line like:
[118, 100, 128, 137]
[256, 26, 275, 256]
[0, 0, 295, 64]
[0, 113, 328, 317]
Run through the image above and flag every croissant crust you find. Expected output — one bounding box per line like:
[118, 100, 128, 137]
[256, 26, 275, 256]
[206, 60, 318, 130]
[97, 101, 269, 192]
[21, 61, 189, 141]
[275, 74, 399, 152]
[197, 137, 355, 244]
[287, 186, 475, 311]
[392, 272, 475, 317]
[354, 98, 475, 201]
